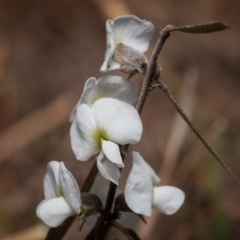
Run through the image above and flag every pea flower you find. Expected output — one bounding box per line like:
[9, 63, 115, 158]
[70, 98, 142, 185]
[124, 152, 185, 216]
[69, 75, 139, 122]
[100, 15, 154, 76]
[36, 161, 81, 227]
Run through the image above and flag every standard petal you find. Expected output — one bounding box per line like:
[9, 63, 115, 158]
[101, 139, 124, 167]
[70, 105, 100, 161]
[91, 98, 142, 145]
[69, 77, 97, 122]
[44, 161, 60, 199]
[108, 15, 154, 53]
[152, 186, 185, 215]
[132, 152, 160, 185]
[97, 151, 120, 185]
[70, 76, 138, 111]
[36, 197, 75, 227]
[59, 162, 81, 214]
[100, 22, 120, 72]
[97, 76, 139, 105]
[124, 157, 153, 216]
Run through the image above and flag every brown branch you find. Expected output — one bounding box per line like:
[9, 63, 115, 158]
[154, 80, 240, 187]
[136, 25, 173, 113]
[137, 21, 240, 187]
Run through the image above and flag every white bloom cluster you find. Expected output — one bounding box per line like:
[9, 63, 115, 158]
[37, 15, 185, 229]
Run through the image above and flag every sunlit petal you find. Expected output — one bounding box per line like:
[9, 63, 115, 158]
[125, 154, 153, 216]
[100, 46, 121, 71]
[70, 105, 100, 161]
[152, 186, 185, 215]
[44, 161, 60, 199]
[101, 139, 124, 167]
[70, 76, 139, 118]
[92, 98, 142, 145]
[107, 15, 154, 53]
[97, 151, 120, 184]
[59, 162, 81, 214]
[69, 77, 97, 122]
[36, 197, 75, 227]
[132, 152, 160, 185]
[101, 15, 154, 72]
[97, 76, 139, 105]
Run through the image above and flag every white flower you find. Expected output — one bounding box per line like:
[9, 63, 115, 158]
[125, 152, 185, 216]
[36, 161, 81, 227]
[100, 15, 154, 72]
[70, 98, 143, 185]
[69, 76, 139, 122]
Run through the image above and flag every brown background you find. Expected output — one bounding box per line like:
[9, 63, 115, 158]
[0, 0, 240, 239]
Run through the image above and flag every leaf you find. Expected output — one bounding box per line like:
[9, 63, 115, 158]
[127, 229, 142, 240]
[172, 22, 230, 34]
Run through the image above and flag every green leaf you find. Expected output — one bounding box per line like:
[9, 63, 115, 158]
[172, 22, 230, 34]
[127, 229, 142, 240]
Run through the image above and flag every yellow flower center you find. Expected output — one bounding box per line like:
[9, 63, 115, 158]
[114, 36, 122, 44]
[90, 92, 105, 105]
[58, 187, 64, 197]
[91, 127, 109, 147]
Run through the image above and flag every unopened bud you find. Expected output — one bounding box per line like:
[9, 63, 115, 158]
[78, 192, 104, 230]
[114, 43, 148, 78]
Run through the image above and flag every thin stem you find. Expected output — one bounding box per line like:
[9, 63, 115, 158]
[105, 182, 117, 212]
[45, 217, 75, 240]
[136, 25, 173, 113]
[111, 221, 131, 239]
[137, 23, 240, 187]
[81, 161, 98, 192]
[155, 80, 240, 187]
[104, 145, 128, 212]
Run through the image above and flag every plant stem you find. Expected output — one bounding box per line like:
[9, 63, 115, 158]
[85, 25, 173, 240]
[136, 25, 173, 113]
[155, 80, 240, 187]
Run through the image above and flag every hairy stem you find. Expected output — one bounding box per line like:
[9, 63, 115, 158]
[136, 25, 173, 112]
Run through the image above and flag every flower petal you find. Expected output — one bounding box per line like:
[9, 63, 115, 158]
[36, 197, 75, 227]
[69, 77, 97, 122]
[132, 152, 160, 185]
[152, 186, 185, 215]
[108, 15, 154, 53]
[101, 139, 124, 167]
[124, 155, 153, 216]
[59, 162, 81, 214]
[91, 98, 142, 145]
[70, 104, 100, 161]
[96, 76, 139, 105]
[100, 46, 121, 71]
[44, 161, 60, 199]
[97, 151, 120, 185]
[70, 76, 139, 117]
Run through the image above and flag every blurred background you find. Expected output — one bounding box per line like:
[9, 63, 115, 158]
[0, 0, 240, 239]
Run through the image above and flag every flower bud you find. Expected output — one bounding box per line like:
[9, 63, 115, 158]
[114, 43, 148, 78]
[78, 192, 104, 230]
